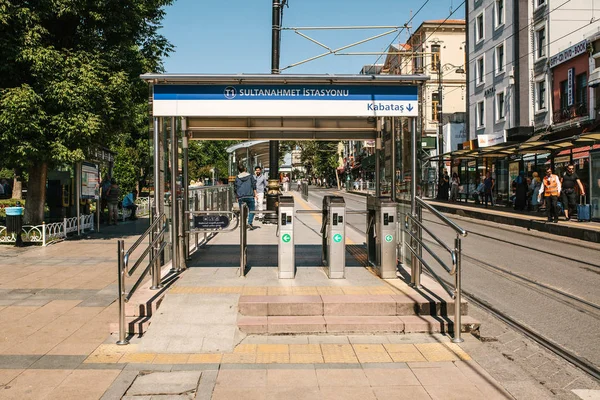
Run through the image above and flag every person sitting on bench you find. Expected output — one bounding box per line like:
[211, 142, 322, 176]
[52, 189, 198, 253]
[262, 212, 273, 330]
[122, 189, 138, 220]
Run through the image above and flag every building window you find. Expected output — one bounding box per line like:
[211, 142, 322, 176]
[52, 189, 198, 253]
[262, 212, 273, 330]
[432, 92, 440, 121]
[538, 80, 546, 111]
[477, 100, 485, 127]
[476, 56, 485, 84]
[559, 80, 569, 109]
[536, 27, 546, 59]
[576, 73, 588, 106]
[431, 45, 441, 71]
[476, 13, 484, 42]
[495, 0, 504, 27]
[413, 54, 423, 73]
[496, 92, 505, 120]
[537, 0, 545, 6]
[495, 44, 505, 74]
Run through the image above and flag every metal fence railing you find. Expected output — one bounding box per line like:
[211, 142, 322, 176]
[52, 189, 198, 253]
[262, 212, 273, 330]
[403, 196, 468, 343]
[116, 213, 168, 345]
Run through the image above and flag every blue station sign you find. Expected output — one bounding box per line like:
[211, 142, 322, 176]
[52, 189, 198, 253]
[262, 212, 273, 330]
[153, 84, 418, 117]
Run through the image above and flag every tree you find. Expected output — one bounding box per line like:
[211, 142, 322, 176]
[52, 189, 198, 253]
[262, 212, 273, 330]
[188, 141, 237, 184]
[0, 0, 173, 223]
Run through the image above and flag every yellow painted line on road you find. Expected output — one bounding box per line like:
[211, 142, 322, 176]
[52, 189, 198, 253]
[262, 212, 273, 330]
[82, 342, 470, 365]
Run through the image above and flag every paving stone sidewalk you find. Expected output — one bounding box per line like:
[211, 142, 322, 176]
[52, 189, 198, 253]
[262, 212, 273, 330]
[1, 216, 599, 399]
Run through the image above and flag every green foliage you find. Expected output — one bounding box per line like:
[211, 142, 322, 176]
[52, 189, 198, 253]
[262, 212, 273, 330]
[294, 141, 340, 179]
[0, 0, 173, 220]
[188, 141, 237, 183]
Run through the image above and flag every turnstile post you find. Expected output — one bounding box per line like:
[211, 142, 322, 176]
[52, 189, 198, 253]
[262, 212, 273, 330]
[278, 196, 295, 279]
[322, 196, 346, 279]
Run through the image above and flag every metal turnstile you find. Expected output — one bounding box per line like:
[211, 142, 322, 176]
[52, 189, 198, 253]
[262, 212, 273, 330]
[367, 196, 397, 278]
[321, 196, 346, 279]
[278, 196, 295, 279]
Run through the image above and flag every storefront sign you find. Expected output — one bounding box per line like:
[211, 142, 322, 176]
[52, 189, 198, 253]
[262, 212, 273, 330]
[549, 40, 588, 68]
[477, 133, 505, 147]
[568, 68, 574, 107]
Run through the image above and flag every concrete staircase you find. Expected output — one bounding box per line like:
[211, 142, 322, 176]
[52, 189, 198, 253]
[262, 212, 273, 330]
[238, 292, 480, 335]
[109, 264, 178, 336]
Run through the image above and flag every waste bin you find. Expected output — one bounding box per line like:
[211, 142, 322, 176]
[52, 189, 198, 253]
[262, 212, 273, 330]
[6, 206, 25, 247]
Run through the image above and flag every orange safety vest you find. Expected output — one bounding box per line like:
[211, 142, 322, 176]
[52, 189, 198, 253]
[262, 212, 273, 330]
[543, 175, 559, 197]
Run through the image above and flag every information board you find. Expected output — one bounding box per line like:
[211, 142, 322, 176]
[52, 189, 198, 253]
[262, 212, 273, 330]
[81, 162, 99, 200]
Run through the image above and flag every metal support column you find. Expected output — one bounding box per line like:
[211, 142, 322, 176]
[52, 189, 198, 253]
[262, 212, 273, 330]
[182, 133, 189, 260]
[391, 118, 397, 202]
[375, 133, 381, 198]
[151, 117, 162, 290]
[116, 240, 128, 345]
[453, 236, 464, 343]
[410, 117, 421, 288]
[170, 116, 179, 272]
[266, 0, 282, 225]
[75, 162, 81, 235]
[178, 198, 187, 271]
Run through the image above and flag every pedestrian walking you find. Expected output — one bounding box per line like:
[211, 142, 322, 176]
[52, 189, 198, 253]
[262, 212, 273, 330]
[530, 172, 542, 212]
[234, 165, 257, 230]
[483, 171, 495, 207]
[450, 173, 460, 202]
[513, 172, 528, 211]
[560, 164, 585, 221]
[106, 178, 121, 225]
[538, 167, 562, 223]
[254, 166, 267, 220]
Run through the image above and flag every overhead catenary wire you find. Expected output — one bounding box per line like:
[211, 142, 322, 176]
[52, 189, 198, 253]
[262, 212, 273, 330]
[371, 0, 432, 68]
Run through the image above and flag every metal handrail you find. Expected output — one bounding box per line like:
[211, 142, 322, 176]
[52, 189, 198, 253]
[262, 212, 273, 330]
[405, 198, 467, 344]
[116, 213, 168, 345]
[405, 214, 454, 256]
[416, 197, 467, 237]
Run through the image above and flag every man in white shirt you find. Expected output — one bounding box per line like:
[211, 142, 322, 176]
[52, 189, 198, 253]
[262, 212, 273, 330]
[254, 166, 268, 220]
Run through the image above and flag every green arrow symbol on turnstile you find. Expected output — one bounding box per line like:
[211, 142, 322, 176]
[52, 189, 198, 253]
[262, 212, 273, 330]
[385, 234, 393, 243]
[333, 234, 343, 243]
[282, 233, 291, 243]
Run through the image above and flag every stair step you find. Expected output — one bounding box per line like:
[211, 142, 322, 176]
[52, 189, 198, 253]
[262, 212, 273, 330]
[237, 315, 480, 335]
[238, 294, 468, 317]
[109, 316, 151, 335]
[322, 295, 397, 316]
[325, 316, 403, 333]
[239, 295, 322, 316]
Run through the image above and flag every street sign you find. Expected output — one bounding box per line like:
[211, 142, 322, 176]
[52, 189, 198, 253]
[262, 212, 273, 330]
[282, 233, 291, 243]
[385, 234, 393, 243]
[193, 215, 230, 230]
[333, 233, 343, 243]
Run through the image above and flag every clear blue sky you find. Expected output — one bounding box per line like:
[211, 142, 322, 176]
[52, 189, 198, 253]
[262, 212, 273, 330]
[159, 0, 465, 74]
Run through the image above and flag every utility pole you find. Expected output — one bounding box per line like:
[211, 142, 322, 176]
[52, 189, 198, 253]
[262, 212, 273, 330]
[266, 0, 283, 224]
[437, 59, 444, 198]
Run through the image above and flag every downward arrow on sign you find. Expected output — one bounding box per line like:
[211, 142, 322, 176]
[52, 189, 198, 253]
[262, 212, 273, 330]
[406, 104, 414, 112]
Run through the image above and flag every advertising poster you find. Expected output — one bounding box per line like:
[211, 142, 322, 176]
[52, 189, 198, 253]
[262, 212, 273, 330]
[81, 162, 99, 199]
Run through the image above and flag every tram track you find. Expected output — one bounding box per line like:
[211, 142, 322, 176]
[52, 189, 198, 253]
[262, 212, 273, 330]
[309, 189, 600, 379]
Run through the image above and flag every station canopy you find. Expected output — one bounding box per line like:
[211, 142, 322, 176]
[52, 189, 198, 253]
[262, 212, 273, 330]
[141, 73, 428, 141]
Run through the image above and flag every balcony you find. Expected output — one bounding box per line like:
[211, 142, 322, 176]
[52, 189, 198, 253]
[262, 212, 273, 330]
[552, 103, 589, 124]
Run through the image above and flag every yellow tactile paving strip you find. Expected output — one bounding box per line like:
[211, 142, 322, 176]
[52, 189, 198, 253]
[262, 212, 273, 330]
[83, 342, 470, 365]
[168, 286, 399, 295]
